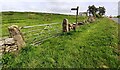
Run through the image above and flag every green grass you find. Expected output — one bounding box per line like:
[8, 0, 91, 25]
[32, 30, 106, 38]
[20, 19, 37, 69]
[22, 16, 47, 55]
[1, 12, 120, 68]
[2, 12, 86, 37]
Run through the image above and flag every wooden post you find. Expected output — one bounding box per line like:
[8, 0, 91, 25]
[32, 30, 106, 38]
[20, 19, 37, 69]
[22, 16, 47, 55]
[8, 25, 25, 51]
[62, 19, 69, 32]
[71, 6, 79, 24]
[76, 6, 79, 24]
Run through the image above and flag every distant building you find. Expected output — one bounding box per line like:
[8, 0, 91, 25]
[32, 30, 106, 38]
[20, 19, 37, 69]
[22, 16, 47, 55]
[79, 12, 88, 16]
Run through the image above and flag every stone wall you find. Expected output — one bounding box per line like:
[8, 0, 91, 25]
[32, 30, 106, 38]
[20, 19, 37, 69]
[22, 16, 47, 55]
[62, 16, 95, 32]
[0, 37, 18, 53]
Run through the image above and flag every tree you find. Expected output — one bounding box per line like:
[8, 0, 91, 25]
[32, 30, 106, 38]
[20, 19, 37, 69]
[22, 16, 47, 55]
[87, 5, 98, 17]
[87, 5, 106, 18]
[98, 6, 106, 16]
[117, 15, 120, 18]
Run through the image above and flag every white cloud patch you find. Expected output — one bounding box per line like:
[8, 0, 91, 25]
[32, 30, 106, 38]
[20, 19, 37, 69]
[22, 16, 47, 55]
[1, 1, 118, 16]
[0, 0, 119, 2]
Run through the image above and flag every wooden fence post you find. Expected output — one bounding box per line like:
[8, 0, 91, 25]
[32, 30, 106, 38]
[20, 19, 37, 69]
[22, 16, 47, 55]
[62, 19, 69, 32]
[8, 25, 25, 51]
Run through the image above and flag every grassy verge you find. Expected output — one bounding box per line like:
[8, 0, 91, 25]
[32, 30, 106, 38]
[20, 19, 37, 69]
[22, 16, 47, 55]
[2, 17, 120, 68]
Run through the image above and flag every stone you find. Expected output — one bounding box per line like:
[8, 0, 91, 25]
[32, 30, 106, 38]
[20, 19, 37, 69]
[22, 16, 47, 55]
[10, 46, 17, 50]
[78, 22, 84, 25]
[8, 25, 26, 50]
[5, 46, 10, 51]
[91, 17, 95, 22]
[5, 49, 9, 52]
[0, 46, 5, 49]
[62, 19, 69, 32]
[72, 23, 76, 31]
[0, 46, 5, 53]
[87, 16, 95, 23]
[0, 41, 4, 47]
[4, 38, 15, 45]
[0, 37, 8, 40]
[10, 45, 17, 48]
[0, 47, 2, 50]
[0, 53, 2, 56]
[9, 48, 17, 52]
[68, 24, 73, 31]
[0, 49, 4, 53]
[13, 49, 17, 51]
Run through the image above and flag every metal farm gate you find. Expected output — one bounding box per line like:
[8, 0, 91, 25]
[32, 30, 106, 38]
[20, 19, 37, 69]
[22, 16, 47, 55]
[21, 23, 62, 46]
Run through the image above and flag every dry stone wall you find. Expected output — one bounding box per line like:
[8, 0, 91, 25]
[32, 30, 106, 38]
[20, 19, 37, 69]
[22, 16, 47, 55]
[0, 37, 17, 53]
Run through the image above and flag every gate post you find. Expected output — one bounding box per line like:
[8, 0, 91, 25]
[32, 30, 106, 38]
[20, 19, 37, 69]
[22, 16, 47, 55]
[62, 19, 69, 32]
[8, 25, 25, 51]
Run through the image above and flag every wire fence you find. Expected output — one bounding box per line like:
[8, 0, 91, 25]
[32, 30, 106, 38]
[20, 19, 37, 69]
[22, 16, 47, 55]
[21, 23, 62, 46]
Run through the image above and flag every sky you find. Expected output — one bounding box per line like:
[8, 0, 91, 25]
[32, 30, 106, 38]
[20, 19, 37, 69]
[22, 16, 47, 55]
[0, 0, 119, 16]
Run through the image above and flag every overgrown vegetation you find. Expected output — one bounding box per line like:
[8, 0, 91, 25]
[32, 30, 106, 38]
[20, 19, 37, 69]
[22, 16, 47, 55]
[1, 12, 120, 68]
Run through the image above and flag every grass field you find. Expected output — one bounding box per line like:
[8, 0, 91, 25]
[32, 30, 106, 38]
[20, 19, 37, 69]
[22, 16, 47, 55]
[1, 12, 120, 68]
[1, 12, 86, 37]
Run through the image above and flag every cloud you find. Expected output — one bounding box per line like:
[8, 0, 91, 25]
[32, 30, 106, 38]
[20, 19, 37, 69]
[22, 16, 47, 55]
[0, 0, 119, 2]
[1, 1, 118, 16]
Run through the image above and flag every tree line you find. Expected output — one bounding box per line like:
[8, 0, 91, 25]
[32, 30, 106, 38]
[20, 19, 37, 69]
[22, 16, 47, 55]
[87, 5, 106, 18]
